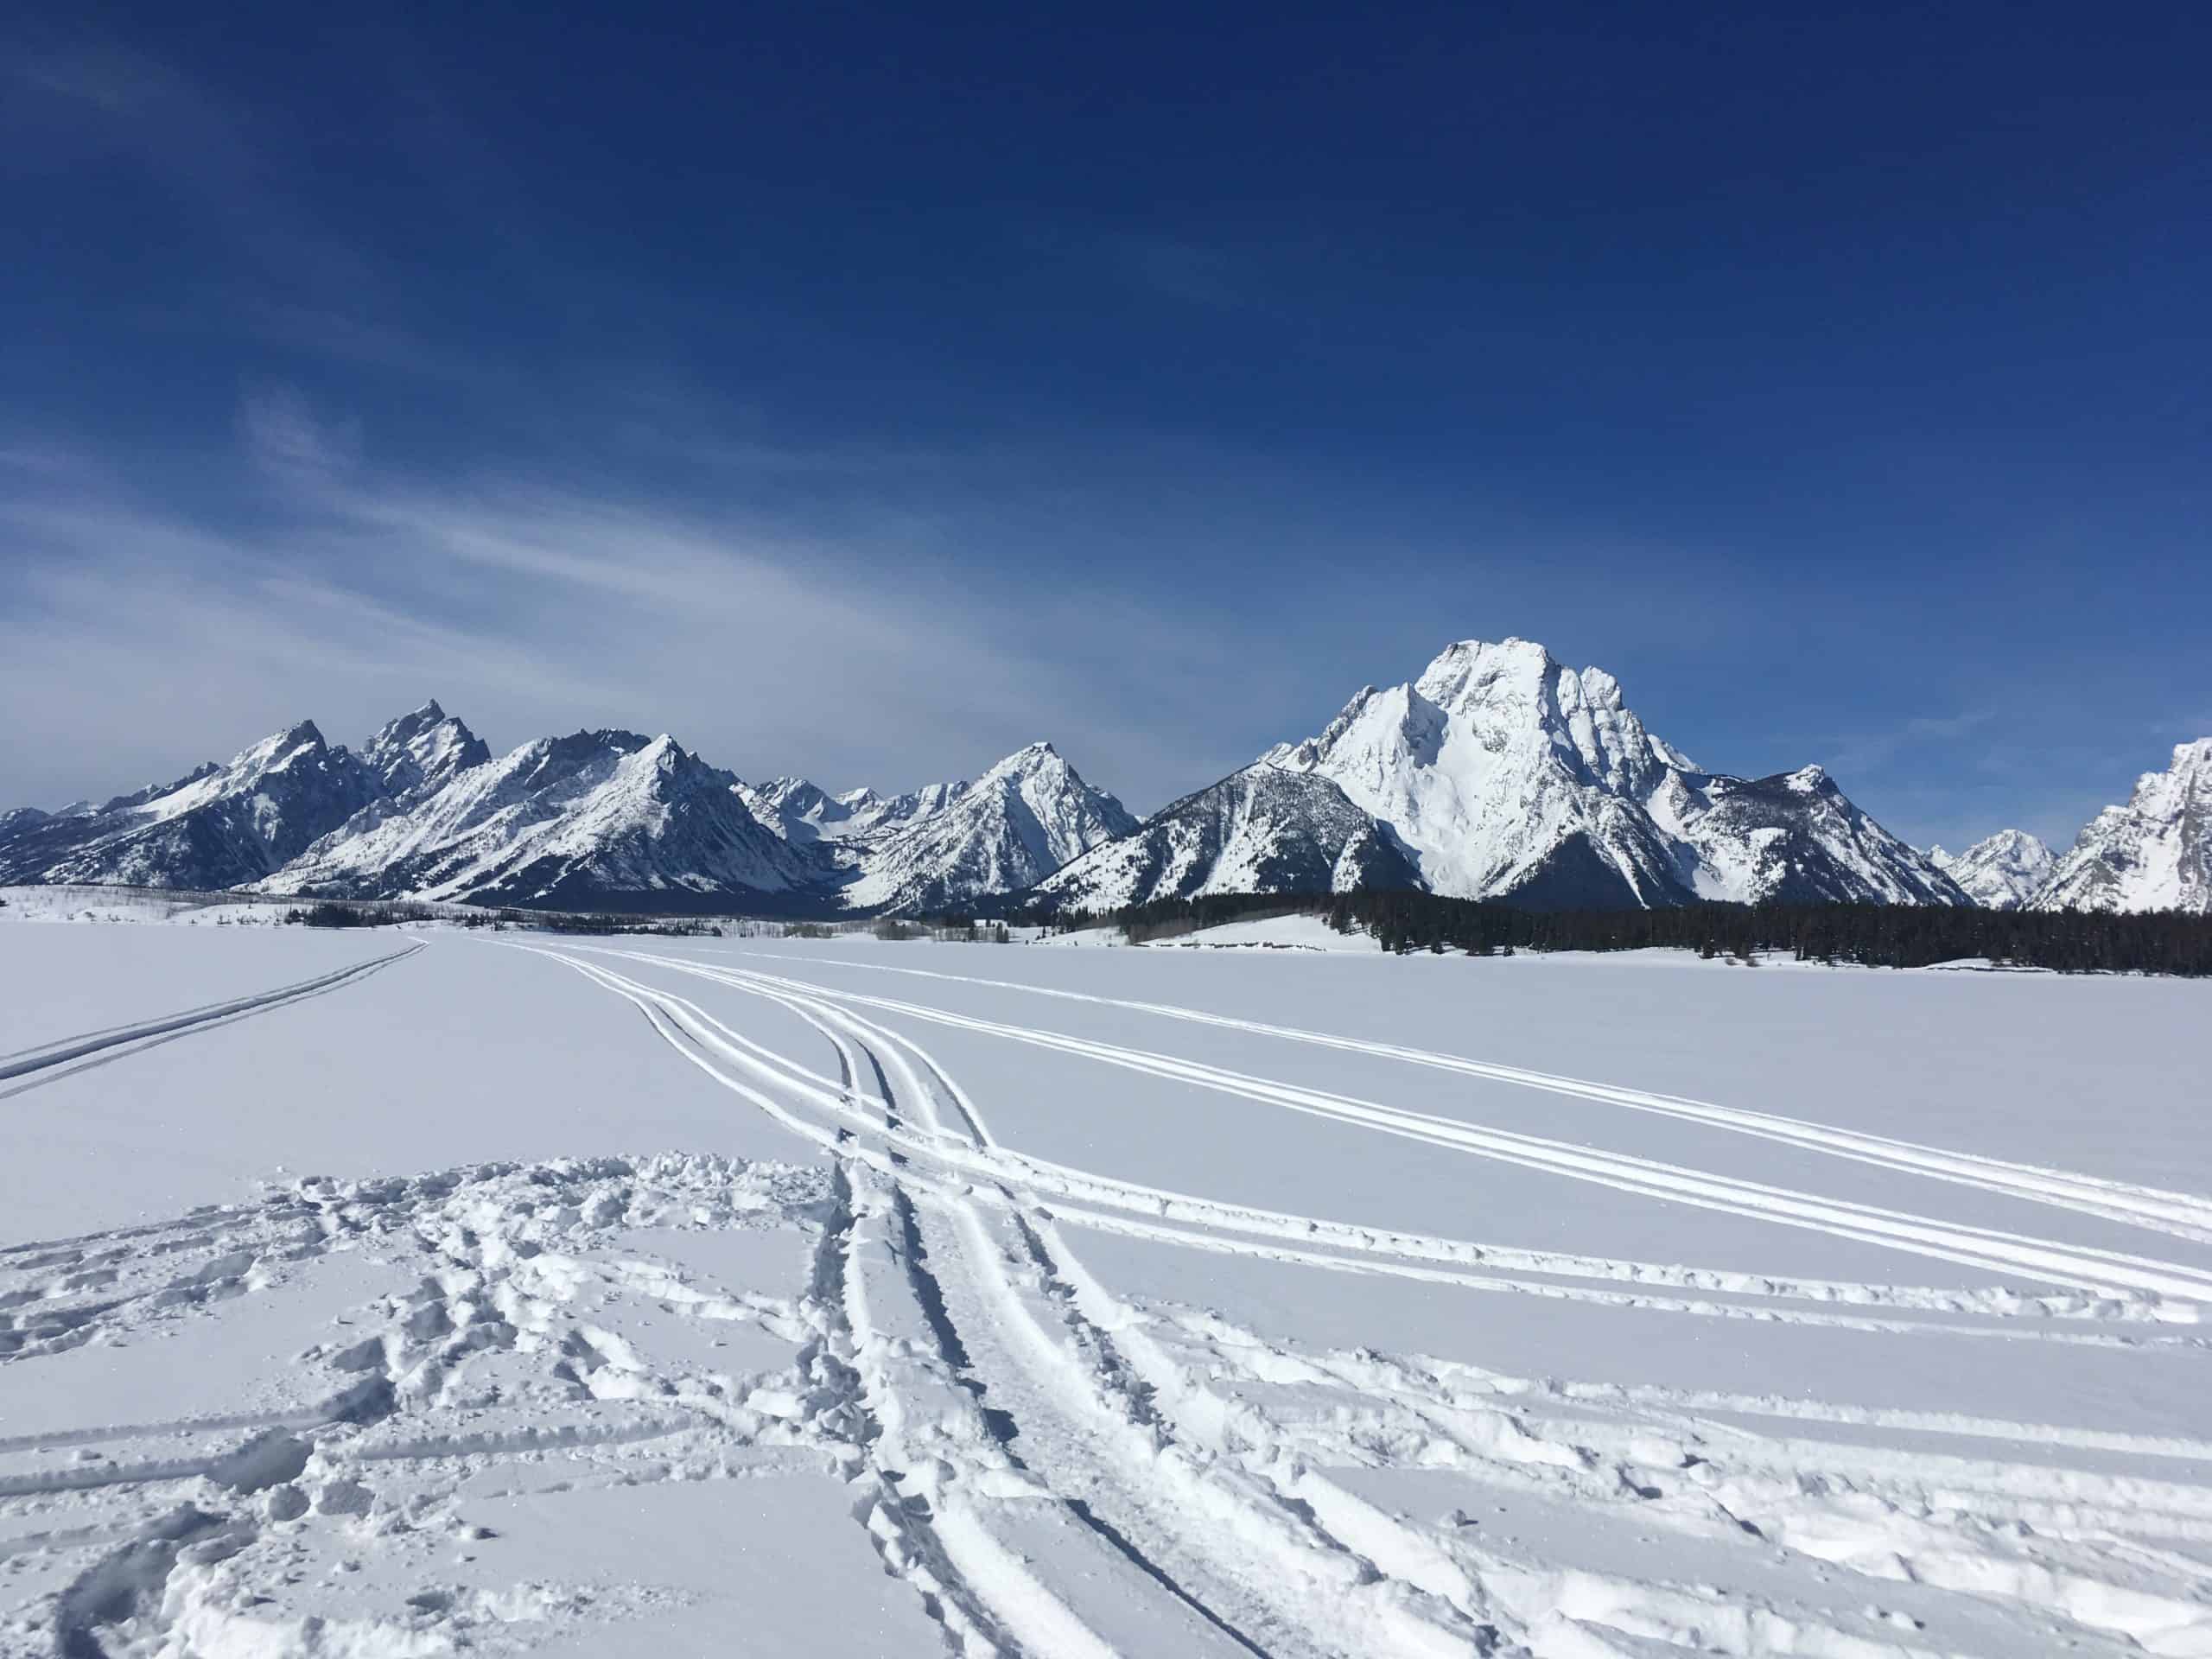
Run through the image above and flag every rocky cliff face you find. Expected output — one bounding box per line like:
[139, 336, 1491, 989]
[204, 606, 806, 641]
[2035, 740, 2212, 913]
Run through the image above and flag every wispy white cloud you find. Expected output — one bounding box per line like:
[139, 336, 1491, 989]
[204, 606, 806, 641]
[239, 384, 363, 485]
[0, 441, 1281, 815]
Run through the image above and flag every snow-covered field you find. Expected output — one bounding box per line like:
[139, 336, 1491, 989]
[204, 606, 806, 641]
[4, 918, 2210, 1658]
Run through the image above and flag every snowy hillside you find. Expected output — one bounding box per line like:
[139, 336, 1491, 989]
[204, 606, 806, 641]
[2036, 739, 2212, 913]
[1266, 638, 1967, 907]
[1036, 763, 1418, 908]
[1933, 830, 2056, 910]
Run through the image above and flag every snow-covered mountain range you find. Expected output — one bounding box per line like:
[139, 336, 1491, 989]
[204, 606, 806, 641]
[0, 705, 1133, 916]
[0, 721, 382, 891]
[5, 646, 2206, 915]
[1039, 639, 2209, 916]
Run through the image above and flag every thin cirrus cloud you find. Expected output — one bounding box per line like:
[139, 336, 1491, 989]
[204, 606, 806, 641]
[239, 384, 363, 484]
[0, 397, 1289, 816]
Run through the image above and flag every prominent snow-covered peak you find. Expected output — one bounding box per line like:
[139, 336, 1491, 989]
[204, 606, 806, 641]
[1266, 636, 1959, 908]
[830, 742, 1136, 914]
[1931, 830, 2056, 911]
[2035, 738, 2212, 913]
[362, 701, 491, 801]
[976, 740, 1065, 782]
[1410, 635, 1554, 706]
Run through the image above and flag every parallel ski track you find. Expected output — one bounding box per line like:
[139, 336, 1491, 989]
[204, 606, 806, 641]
[0, 941, 423, 1088]
[521, 944, 1492, 1656]
[720, 950, 2212, 1249]
[525, 947, 2210, 1339]
[585, 948, 2212, 1313]
[526, 944, 2212, 1659]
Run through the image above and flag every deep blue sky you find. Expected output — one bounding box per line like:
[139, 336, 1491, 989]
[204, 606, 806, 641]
[3, 2, 2206, 848]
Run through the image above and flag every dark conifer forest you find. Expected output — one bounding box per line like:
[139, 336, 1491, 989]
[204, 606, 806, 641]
[1017, 891, 2212, 976]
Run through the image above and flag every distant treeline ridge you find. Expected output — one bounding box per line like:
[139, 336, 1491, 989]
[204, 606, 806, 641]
[1026, 891, 2212, 976]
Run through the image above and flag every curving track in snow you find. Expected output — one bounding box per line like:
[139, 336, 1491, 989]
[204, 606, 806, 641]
[720, 950, 2212, 1249]
[520, 940, 2212, 1659]
[567, 947, 2212, 1313]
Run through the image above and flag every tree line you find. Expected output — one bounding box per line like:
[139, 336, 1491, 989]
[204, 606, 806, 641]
[1020, 890, 2212, 976]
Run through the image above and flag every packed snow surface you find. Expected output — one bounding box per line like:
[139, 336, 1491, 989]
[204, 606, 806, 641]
[5, 918, 2212, 1656]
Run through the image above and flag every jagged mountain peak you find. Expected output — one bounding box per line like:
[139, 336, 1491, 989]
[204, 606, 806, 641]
[1038, 762, 1417, 910]
[975, 740, 1084, 791]
[832, 741, 1135, 915]
[1262, 636, 1958, 909]
[738, 775, 879, 844]
[242, 720, 327, 762]
[1411, 634, 1554, 702]
[362, 701, 491, 802]
[1931, 830, 2056, 911]
[2035, 737, 2212, 914]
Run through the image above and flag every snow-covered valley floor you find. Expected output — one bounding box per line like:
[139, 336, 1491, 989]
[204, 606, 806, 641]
[3, 920, 2209, 1658]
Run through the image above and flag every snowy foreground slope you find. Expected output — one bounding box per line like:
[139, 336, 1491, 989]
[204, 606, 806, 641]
[5, 921, 2212, 1657]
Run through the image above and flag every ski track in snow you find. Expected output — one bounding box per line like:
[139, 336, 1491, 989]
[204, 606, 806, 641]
[7, 931, 2212, 1657]
[721, 950, 2212, 1253]
[530, 943, 2212, 1656]
[0, 942, 421, 1092]
[585, 947, 2212, 1313]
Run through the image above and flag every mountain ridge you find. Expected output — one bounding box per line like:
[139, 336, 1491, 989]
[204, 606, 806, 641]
[6, 652, 2205, 916]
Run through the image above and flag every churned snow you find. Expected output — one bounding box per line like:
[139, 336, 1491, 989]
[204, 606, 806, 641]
[5, 916, 2211, 1656]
